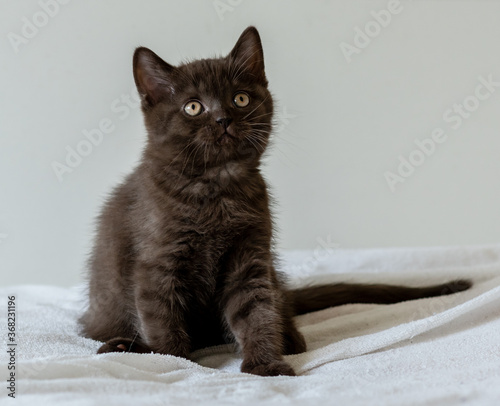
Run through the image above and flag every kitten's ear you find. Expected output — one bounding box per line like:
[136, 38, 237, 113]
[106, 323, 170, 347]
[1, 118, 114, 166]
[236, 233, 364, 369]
[228, 26, 267, 85]
[133, 47, 176, 108]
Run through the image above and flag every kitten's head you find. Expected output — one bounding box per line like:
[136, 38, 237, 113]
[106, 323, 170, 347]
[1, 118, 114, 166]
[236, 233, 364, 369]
[133, 27, 273, 171]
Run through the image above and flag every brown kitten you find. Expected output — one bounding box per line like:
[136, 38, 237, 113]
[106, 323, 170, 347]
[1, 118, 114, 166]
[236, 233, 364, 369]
[79, 27, 471, 376]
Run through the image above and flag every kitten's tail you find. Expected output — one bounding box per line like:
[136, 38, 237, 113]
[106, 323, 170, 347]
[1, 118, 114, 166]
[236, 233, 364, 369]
[289, 279, 472, 315]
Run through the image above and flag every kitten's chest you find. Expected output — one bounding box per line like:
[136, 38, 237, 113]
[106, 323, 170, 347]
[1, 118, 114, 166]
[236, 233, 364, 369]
[137, 167, 267, 263]
[142, 193, 258, 254]
[177, 169, 263, 230]
[184, 196, 257, 250]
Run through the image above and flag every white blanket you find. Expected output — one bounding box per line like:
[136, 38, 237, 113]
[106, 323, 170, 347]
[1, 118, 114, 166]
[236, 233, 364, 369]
[2, 245, 500, 405]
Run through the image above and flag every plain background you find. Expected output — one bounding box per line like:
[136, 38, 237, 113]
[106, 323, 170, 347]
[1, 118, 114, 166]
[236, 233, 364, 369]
[1, 0, 500, 287]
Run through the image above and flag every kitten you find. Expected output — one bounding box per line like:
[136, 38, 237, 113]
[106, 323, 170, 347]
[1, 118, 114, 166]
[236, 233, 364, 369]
[79, 27, 471, 377]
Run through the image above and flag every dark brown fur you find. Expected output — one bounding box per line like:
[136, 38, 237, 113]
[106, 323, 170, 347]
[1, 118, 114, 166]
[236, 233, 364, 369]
[79, 27, 471, 376]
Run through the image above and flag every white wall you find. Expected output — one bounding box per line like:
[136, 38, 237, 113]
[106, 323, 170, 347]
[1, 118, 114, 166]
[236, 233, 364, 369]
[1, 0, 500, 287]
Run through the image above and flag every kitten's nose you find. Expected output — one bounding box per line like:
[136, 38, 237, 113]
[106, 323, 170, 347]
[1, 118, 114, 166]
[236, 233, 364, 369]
[216, 117, 233, 129]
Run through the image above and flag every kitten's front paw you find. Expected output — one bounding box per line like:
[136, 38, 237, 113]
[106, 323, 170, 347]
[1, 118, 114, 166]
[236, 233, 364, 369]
[241, 360, 296, 377]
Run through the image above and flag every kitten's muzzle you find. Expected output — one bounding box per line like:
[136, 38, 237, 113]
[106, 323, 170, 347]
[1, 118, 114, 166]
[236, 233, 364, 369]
[216, 117, 233, 129]
[216, 132, 235, 145]
[215, 117, 235, 145]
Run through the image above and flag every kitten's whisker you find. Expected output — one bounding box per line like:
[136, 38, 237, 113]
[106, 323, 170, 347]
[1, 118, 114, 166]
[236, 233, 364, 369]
[128, 330, 140, 352]
[242, 94, 270, 121]
[187, 143, 204, 176]
[165, 140, 197, 171]
[240, 130, 268, 153]
[247, 120, 273, 126]
[246, 128, 272, 135]
[245, 123, 301, 151]
[203, 143, 209, 174]
[246, 112, 274, 121]
[175, 142, 203, 190]
[244, 136, 264, 153]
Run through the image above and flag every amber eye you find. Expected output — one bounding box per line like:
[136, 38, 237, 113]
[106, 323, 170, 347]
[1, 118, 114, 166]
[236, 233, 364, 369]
[184, 100, 203, 116]
[233, 92, 250, 107]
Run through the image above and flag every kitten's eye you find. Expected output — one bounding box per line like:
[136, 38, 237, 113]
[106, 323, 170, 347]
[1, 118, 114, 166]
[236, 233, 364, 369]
[233, 92, 250, 108]
[184, 100, 203, 116]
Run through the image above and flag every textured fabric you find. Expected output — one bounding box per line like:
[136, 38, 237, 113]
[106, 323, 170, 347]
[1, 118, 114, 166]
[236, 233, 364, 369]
[1, 245, 500, 405]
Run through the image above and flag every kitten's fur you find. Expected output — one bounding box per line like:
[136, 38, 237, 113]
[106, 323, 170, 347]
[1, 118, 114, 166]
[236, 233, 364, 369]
[79, 27, 471, 376]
